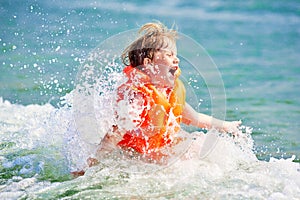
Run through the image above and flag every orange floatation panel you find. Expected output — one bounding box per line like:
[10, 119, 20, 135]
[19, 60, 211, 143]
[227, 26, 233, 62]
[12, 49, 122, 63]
[117, 66, 186, 154]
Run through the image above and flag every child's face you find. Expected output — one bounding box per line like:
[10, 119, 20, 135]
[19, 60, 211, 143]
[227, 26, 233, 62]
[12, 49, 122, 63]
[146, 46, 180, 88]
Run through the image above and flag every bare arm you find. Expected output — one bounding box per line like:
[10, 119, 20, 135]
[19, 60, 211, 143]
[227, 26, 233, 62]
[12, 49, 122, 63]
[182, 102, 241, 134]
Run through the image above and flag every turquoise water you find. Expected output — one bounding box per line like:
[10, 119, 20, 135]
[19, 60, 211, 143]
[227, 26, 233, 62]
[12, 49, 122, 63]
[1, 0, 300, 199]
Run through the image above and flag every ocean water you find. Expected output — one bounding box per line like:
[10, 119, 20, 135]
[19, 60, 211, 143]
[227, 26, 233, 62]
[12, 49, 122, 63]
[1, 0, 300, 199]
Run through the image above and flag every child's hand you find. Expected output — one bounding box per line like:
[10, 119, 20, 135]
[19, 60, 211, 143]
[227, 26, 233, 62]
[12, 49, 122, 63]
[222, 120, 242, 135]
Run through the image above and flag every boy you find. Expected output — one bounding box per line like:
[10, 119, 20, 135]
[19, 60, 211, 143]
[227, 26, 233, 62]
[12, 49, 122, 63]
[95, 22, 241, 163]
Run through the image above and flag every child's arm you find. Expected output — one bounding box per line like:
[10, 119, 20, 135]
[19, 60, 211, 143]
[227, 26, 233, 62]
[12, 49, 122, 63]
[182, 103, 241, 134]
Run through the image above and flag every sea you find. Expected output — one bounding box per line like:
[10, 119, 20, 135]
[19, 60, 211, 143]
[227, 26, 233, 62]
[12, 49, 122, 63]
[0, 0, 300, 199]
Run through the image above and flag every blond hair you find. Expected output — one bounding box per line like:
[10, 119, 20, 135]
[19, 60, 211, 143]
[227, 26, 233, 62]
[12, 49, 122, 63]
[122, 22, 177, 67]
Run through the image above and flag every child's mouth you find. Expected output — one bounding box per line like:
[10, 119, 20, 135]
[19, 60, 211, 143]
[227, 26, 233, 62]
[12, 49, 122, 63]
[169, 66, 178, 76]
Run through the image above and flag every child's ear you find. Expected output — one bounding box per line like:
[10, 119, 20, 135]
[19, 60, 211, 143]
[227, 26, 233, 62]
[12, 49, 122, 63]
[143, 58, 152, 66]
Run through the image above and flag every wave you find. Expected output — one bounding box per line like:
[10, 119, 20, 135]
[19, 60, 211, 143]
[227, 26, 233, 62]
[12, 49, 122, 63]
[0, 96, 299, 199]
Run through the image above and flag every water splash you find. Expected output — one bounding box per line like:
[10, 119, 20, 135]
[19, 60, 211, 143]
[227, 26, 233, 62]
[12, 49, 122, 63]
[0, 96, 299, 199]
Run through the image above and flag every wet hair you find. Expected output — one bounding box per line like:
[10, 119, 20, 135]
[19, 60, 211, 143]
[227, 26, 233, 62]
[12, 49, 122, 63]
[121, 22, 177, 68]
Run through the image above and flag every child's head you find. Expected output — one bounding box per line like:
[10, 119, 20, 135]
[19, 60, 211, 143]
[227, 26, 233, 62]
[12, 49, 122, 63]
[122, 22, 181, 88]
[122, 22, 178, 68]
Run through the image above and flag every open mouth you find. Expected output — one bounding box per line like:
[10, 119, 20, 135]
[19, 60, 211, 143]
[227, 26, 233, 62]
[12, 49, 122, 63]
[169, 66, 178, 76]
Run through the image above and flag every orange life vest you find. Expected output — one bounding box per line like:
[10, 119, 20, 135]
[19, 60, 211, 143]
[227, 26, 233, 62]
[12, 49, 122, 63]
[117, 66, 186, 154]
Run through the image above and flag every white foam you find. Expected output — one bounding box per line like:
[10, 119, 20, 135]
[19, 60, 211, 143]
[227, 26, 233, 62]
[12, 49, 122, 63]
[0, 98, 299, 199]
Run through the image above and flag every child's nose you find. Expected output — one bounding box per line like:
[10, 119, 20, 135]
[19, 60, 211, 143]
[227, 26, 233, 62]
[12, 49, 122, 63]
[173, 56, 180, 64]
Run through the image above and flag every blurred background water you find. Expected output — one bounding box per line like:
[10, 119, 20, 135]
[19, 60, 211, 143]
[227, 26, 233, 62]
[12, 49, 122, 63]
[0, 0, 299, 199]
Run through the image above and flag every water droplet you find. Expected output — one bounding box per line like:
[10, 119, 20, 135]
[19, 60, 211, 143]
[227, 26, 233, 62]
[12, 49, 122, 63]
[55, 46, 61, 52]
